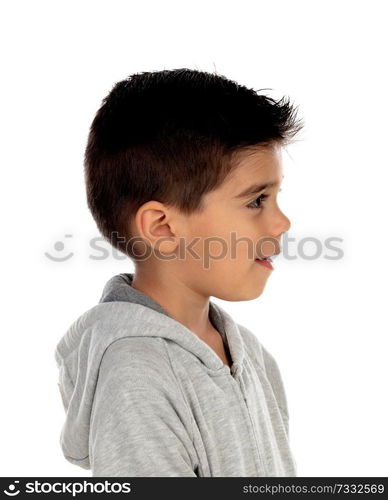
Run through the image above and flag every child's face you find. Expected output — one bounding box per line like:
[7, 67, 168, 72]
[176, 145, 291, 301]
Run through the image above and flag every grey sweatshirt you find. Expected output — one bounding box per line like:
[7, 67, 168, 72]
[54, 272, 297, 477]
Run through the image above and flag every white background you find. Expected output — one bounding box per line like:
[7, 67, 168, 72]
[1, 0, 387, 477]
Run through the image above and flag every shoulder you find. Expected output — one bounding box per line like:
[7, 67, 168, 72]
[98, 335, 175, 391]
[94, 334, 195, 433]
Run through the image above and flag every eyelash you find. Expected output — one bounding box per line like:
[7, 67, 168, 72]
[246, 188, 282, 210]
[247, 193, 269, 210]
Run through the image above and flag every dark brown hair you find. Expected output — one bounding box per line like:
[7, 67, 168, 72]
[84, 68, 304, 259]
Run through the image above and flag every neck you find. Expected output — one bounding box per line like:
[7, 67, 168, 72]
[131, 264, 215, 339]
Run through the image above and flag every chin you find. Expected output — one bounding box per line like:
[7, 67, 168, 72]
[216, 284, 267, 302]
[244, 280, 268, 300]
[243, 287, 266, 301]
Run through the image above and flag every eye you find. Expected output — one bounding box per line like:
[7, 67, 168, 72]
[247, 193, 269, 210]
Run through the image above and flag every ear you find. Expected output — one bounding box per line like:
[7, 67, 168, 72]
[133, 201, 180, 256]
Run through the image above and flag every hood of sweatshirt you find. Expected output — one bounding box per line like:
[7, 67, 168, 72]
[54, 272, 247, 470]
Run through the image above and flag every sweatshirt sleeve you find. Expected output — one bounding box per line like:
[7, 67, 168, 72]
[89, 337, 198, 477]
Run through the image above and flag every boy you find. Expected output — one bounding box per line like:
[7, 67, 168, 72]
[55, 68, 304, 477]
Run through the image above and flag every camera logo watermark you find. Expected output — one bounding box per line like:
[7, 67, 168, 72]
[4, 480, 20, 496]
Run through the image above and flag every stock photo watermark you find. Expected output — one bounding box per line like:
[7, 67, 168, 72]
[45, 231, 344, 269]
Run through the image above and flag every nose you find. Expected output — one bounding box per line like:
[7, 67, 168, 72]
[282, 212, 291, 233]
[271, 208, 291, 239]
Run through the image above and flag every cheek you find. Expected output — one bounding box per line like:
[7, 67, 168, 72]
[186, 212, 232, 251]
[229, 220, 264, 260]
[185, 208, 265, 262]
[202, 211, 232, 235]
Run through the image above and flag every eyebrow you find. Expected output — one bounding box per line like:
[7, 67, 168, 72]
[234, 174, 284, 199]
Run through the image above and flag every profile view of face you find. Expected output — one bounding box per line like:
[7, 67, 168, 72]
[168, 144, 291, 301]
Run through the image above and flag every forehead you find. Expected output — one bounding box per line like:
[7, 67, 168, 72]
[220, 145, 283, 196]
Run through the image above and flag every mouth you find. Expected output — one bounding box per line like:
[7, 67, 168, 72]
[254, 255, 274, 270]
[254, 249, 280, 270]
[255, 255, 273, 262]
